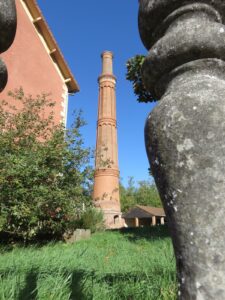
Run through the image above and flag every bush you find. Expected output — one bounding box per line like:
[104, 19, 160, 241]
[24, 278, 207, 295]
[0, 89, 93, 242]
[78, 207, 105, 233]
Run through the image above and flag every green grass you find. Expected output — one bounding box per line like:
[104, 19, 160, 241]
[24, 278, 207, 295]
[0, 226, 177, 299]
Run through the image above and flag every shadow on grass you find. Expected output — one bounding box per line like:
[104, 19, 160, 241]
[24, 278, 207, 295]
[18, 269, 38, 300]
[70, 270, 92, 300]
[113, 225, 171, 242]
[0, 231, 62, 252]
[1, 267, 175, 300]
[69, 269, 176, 299]
[15, 269, 92, 300]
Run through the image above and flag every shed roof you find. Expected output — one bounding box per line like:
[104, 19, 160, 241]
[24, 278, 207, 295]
[123, 205, 165, 219]
[21, 0, 79, 93]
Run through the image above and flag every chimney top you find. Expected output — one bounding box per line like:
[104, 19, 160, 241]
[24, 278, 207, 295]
[101, 51, 113, 58]
[101, 51, 114, 75]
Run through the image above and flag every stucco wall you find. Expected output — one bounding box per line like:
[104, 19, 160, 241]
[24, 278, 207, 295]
[0, 0, 67, 125]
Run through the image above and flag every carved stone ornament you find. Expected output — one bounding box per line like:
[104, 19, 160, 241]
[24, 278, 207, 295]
[0, 0, 17, 91]
[139, 0, 225, 299]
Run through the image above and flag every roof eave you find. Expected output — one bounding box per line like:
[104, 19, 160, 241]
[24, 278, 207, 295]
[22, 0, 79, 94]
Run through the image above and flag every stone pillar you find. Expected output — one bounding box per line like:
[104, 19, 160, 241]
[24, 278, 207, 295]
[160, 217, 164, 225]
[0, 0, 17, 91]
[139, 1, 225, 299]
[93, 51, 121, 229]
[135, 217, 139, 228]
[151, 216, 156, 226]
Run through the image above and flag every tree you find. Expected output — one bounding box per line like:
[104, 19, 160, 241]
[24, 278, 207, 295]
[135, 180, 162, 207]
[0, 89, 93, 241]
[120, 177, 162, 212]
[126, 55, 155, 103]
[120, 177, 137, 212]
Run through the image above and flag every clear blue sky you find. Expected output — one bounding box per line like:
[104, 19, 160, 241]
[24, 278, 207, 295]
[38, 0, 157, 186]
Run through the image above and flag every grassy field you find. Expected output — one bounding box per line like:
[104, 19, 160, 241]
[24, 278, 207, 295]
[0, 226, 176, 300]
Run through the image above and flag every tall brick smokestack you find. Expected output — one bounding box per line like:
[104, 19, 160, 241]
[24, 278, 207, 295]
[93, 51, 122, 228]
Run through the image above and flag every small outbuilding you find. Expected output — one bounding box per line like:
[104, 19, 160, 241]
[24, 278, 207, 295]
[122, 205, 166, 228]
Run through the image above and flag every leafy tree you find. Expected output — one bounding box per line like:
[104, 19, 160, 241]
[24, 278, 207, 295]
[135, 180, 162, 207]
[120, 177, 137, 212]
[126, 55, 155, 103]
[0, 89, 93, 241]
[120, 177, 162, 212]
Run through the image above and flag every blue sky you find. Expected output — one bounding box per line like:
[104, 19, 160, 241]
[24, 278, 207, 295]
[38, 1, 157, 186]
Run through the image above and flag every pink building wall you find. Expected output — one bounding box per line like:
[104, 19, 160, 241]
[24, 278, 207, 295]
[1, 0, 67, 125]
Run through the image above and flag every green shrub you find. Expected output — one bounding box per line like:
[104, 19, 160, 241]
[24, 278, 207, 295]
[0, 89, 93, 242]
[78, 207, 105, 233]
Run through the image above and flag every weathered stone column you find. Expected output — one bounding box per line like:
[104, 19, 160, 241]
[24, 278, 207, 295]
[151, 215, 156, 226]
[139, 1, 225, 299]
[135, 217, 139, 228]
[0, 0, 17, 91]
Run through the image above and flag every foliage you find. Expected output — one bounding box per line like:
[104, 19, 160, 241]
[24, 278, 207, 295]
[95, 145, 114, 169]
[77, 207, 105, 233]
[126, 55, 156, 103]
[120, 177, 162, 212]
[0, 89, 93, 242]
[0, 228, 176, 299]
[120, 177, 137, 212]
